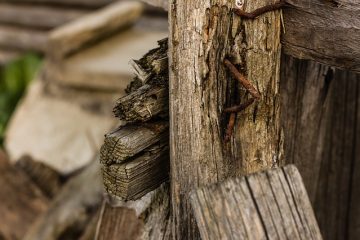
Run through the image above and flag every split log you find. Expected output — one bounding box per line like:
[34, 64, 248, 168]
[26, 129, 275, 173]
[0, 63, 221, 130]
[48, 1, 144, 60]
[100, 121, 168, 165]
[102, 142, 169, 200]
[0, 0, 114, 8]
[0, 3, 88, 29]
[0, 150, 49, 240]
[283, 0, 360, 73]
[169, 0, 283, 237]
[15, 155, 62, 198]
[24, 159, 103, 240]
[190, 165, 322, 240]
[95, 184, 171, 240]
[281, 54, 360, 240]
[0, 25, 48, 52]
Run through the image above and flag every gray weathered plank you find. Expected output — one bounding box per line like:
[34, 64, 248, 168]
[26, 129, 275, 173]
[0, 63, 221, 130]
[102, 142, 169, 200]
[282, 0, 360, 72]
[100, 121, 168, 165]
[190, 165, 322, 240]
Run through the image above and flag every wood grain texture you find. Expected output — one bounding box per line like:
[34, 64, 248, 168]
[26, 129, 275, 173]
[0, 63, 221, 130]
[169, 0, 283, 237]
[280, 54, 360, 240]
[0, 151, 49, 240]
[0, 3, 87, 29]
[102, 142, 169, 200]
[100, 121, 168, 165]
[96, 184, 171, 240]
[190, 165, 322, 240]
[48, 1, 144, 60]
[282, 0, 360, 72]
[113, 39, 169, 122]
[0, 25, 48, 52]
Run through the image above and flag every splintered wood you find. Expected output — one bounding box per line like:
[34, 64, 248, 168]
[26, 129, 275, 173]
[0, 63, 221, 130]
[100, 39, 169, 201]
[190, 165, 322, 240]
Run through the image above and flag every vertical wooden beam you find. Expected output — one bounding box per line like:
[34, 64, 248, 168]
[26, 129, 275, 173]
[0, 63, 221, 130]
[169, 0, 283, 238]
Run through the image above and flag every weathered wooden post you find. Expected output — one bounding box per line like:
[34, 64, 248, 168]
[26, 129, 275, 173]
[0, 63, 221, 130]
[169, 0, 283, 237]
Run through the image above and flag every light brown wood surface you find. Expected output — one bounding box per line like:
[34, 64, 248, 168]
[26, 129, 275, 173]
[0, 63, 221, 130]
[169, 0, 283, 237]
[190, 165, 322, 240]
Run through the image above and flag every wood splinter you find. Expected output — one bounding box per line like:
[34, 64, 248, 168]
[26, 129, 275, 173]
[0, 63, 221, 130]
[234, 1, 286, 19]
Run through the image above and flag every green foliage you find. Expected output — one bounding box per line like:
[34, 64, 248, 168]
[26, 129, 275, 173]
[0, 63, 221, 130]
[0, 54, 42, 146]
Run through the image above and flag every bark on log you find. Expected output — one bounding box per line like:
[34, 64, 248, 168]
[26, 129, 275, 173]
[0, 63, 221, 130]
[282, 0, 360, 73]
[102, 142, 169, 200]
[48, 1, 144, 60]
[15, 155, 62, 198]
[169, 0, 283, 237]
[281, 54, 360, 240]
[24, 159, 103, 240]
[100, 121, 168, 165]
[0, 0, 114, 8]
[0, 25, 48, 52]
[95, 184, 171, 240]
[0, 3, 88, 29]
[190, 165, 322, 240]
[0, 151, 49, 240]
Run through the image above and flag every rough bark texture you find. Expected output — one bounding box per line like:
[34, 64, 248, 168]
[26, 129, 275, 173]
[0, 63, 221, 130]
[282, 0, 360, 73]
[281, 54, 360, 240]
[190, 165, 322, 240]
[48, 1, 144, 60]
[169, 0, 283, 238]
[0, 151, 49, 240]
[0, 3, 87, 29]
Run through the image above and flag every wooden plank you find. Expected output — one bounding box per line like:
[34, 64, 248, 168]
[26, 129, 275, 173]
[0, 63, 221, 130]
[0, 150, 49, 240]
[24, 159, 103, 240]
[282, 0, 360, 72]
[280, 54, 360, 239]
[100, 121, 168, 165]
[190, 165, 322, 240]
[102, 142, 169, 200]
[0, 0, 114, 8]
[0, 3, 88, 29]
[48, 1, 144, 60]
[0, 25, 48, 52]
[169, 0, 283, 237]
[95, 184, 171, 240]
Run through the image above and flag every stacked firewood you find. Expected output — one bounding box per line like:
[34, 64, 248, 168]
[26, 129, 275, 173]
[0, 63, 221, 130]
[100, 38, 170, 201]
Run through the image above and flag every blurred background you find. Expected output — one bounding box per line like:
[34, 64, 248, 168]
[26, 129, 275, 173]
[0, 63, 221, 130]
[0, 0, 167, 239]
